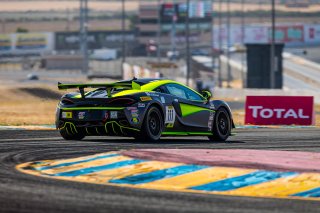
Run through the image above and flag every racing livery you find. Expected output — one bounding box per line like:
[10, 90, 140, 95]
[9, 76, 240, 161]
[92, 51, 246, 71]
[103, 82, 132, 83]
[56, 78, 235, 141]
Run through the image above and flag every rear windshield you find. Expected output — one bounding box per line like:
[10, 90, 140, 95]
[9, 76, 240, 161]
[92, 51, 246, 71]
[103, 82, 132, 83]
[85, 88, 128, 98]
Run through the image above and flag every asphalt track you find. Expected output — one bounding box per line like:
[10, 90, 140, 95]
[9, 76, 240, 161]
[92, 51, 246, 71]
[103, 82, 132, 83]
[0, 128, 320, 213]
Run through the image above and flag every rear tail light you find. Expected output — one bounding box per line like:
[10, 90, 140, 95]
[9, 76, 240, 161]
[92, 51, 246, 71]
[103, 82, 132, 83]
[61, 98, 74, 105]
[108, 98, 136, 106]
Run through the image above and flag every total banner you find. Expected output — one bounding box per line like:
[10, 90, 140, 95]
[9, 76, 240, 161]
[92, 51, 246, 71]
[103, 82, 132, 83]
[245, 96, 314, 125]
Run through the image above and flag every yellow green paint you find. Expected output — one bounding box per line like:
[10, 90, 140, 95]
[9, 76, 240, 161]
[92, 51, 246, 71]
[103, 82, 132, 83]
[59, 79, 207, 102]
[180, 103, 213, 117]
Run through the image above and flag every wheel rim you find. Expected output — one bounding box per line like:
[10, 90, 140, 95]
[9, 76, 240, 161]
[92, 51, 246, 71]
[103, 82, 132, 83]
[148, 111, 161, 136]
[217, 112, 229, 136]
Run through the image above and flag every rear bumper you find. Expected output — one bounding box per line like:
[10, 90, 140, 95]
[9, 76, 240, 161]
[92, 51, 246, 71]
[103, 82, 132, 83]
[59, 121, 140, 137]
[56, 107, 141, 136]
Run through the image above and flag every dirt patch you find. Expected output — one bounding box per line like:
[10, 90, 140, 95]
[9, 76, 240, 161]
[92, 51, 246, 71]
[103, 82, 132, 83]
[18, 88, 62, 100]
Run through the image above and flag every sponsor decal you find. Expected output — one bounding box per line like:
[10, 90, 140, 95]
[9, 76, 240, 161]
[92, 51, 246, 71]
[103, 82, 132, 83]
[245, 96, 314, 125]
[110, 111, 118, 119]
[127, 107, 137, 110]
[208, 111, 214, 131]
[140, 96, 152, 101]
[166, 123, 174, 128]
[62, 111, 72, 119]
[131, 117, 139, 124]
[210, 104, 215, 110]
[104, 111, 109, 120]
[78, 112, 86, 120]
[208, 121, 213, 131]
[138, 103, 145, 108]
[165, 106, 176, 124]
[160, 96, 166, 104]
[146, 92, 159, 97]
[131, 113, 139, 118]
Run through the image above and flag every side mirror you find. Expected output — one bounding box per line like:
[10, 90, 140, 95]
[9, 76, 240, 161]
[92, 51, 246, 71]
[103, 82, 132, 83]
[201, 90, 212, 101]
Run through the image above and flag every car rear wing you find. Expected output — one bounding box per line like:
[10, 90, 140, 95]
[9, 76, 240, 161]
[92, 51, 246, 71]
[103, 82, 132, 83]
[58, 81, 141, 98]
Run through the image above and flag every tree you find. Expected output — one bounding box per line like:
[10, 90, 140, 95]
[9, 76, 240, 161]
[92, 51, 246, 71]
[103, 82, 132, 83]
[16, 27, 28, 33]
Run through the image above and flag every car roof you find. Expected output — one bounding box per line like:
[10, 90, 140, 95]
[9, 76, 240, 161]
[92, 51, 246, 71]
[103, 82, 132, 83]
[116, 78, 205, 99]
[118, 78, 168, 86]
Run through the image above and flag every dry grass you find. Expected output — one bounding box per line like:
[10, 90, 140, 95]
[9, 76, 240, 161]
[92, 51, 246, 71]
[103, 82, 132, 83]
[0, 100, 58, 125]
[222, 79, 244, 89]
[0, 85, 61, 125]
[232, 110, 245, 126]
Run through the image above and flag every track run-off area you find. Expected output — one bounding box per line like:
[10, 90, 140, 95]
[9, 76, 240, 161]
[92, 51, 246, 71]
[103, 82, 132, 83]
[0, 127, 320, 213]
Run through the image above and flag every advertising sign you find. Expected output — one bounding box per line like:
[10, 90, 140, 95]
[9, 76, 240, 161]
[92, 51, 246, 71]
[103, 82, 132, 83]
[15, 33, 47, 50]
[161, 1, 211, 22]
[213, 24, 320, 48]
[55, 31, 136, 51]
[245, 26, 268, 44]
[245, 96, 314, 125]
[304, 25, 320, 43]
[269, 25, 304, 43]
[161, 3, 176, 19]
[0, 34, 12, 51]
[0, 32, 53, 55]
[213, 26, 269, 48]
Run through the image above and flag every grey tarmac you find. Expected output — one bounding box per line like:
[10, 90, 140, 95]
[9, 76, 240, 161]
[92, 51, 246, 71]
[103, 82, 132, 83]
[0, 128, 319, 213]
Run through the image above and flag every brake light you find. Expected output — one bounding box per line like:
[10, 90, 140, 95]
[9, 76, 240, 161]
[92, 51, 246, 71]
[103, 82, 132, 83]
[61, 98, 74, 105]
[108, 98, 136, 106]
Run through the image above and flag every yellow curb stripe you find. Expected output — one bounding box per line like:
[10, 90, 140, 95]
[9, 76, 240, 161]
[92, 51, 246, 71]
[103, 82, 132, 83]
[222, 173, 320, 197]
[15, 151, 320, 202]
[15, 162, 320, 202]
[40, 156, 132, 175]
[139, 167, 255, 190]
[32, 152, 118, 169]
[77, 161, 182, 183]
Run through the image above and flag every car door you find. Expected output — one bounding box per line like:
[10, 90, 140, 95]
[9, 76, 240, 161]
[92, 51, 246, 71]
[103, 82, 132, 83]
[163, 83, 213, 132]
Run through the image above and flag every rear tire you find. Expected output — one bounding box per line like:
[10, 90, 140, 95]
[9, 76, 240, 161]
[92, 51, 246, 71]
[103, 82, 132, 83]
[137, 106, 164, 141]
[208, 108, 231, 142]
[59, 128, 85, 141]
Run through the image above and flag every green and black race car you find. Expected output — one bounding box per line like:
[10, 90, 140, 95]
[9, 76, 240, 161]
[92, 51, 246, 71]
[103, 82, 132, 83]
[56, 78, 235, 141]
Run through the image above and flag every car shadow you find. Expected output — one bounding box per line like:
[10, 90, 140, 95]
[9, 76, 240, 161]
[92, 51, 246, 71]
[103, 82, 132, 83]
[83, 137, 246, 144]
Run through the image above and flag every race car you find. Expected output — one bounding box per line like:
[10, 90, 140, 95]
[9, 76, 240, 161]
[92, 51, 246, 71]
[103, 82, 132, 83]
[56, 78, 235, 141]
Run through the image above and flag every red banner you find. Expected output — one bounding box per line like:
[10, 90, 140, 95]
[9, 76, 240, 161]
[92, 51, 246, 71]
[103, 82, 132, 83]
[245, 96, 314, 125]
